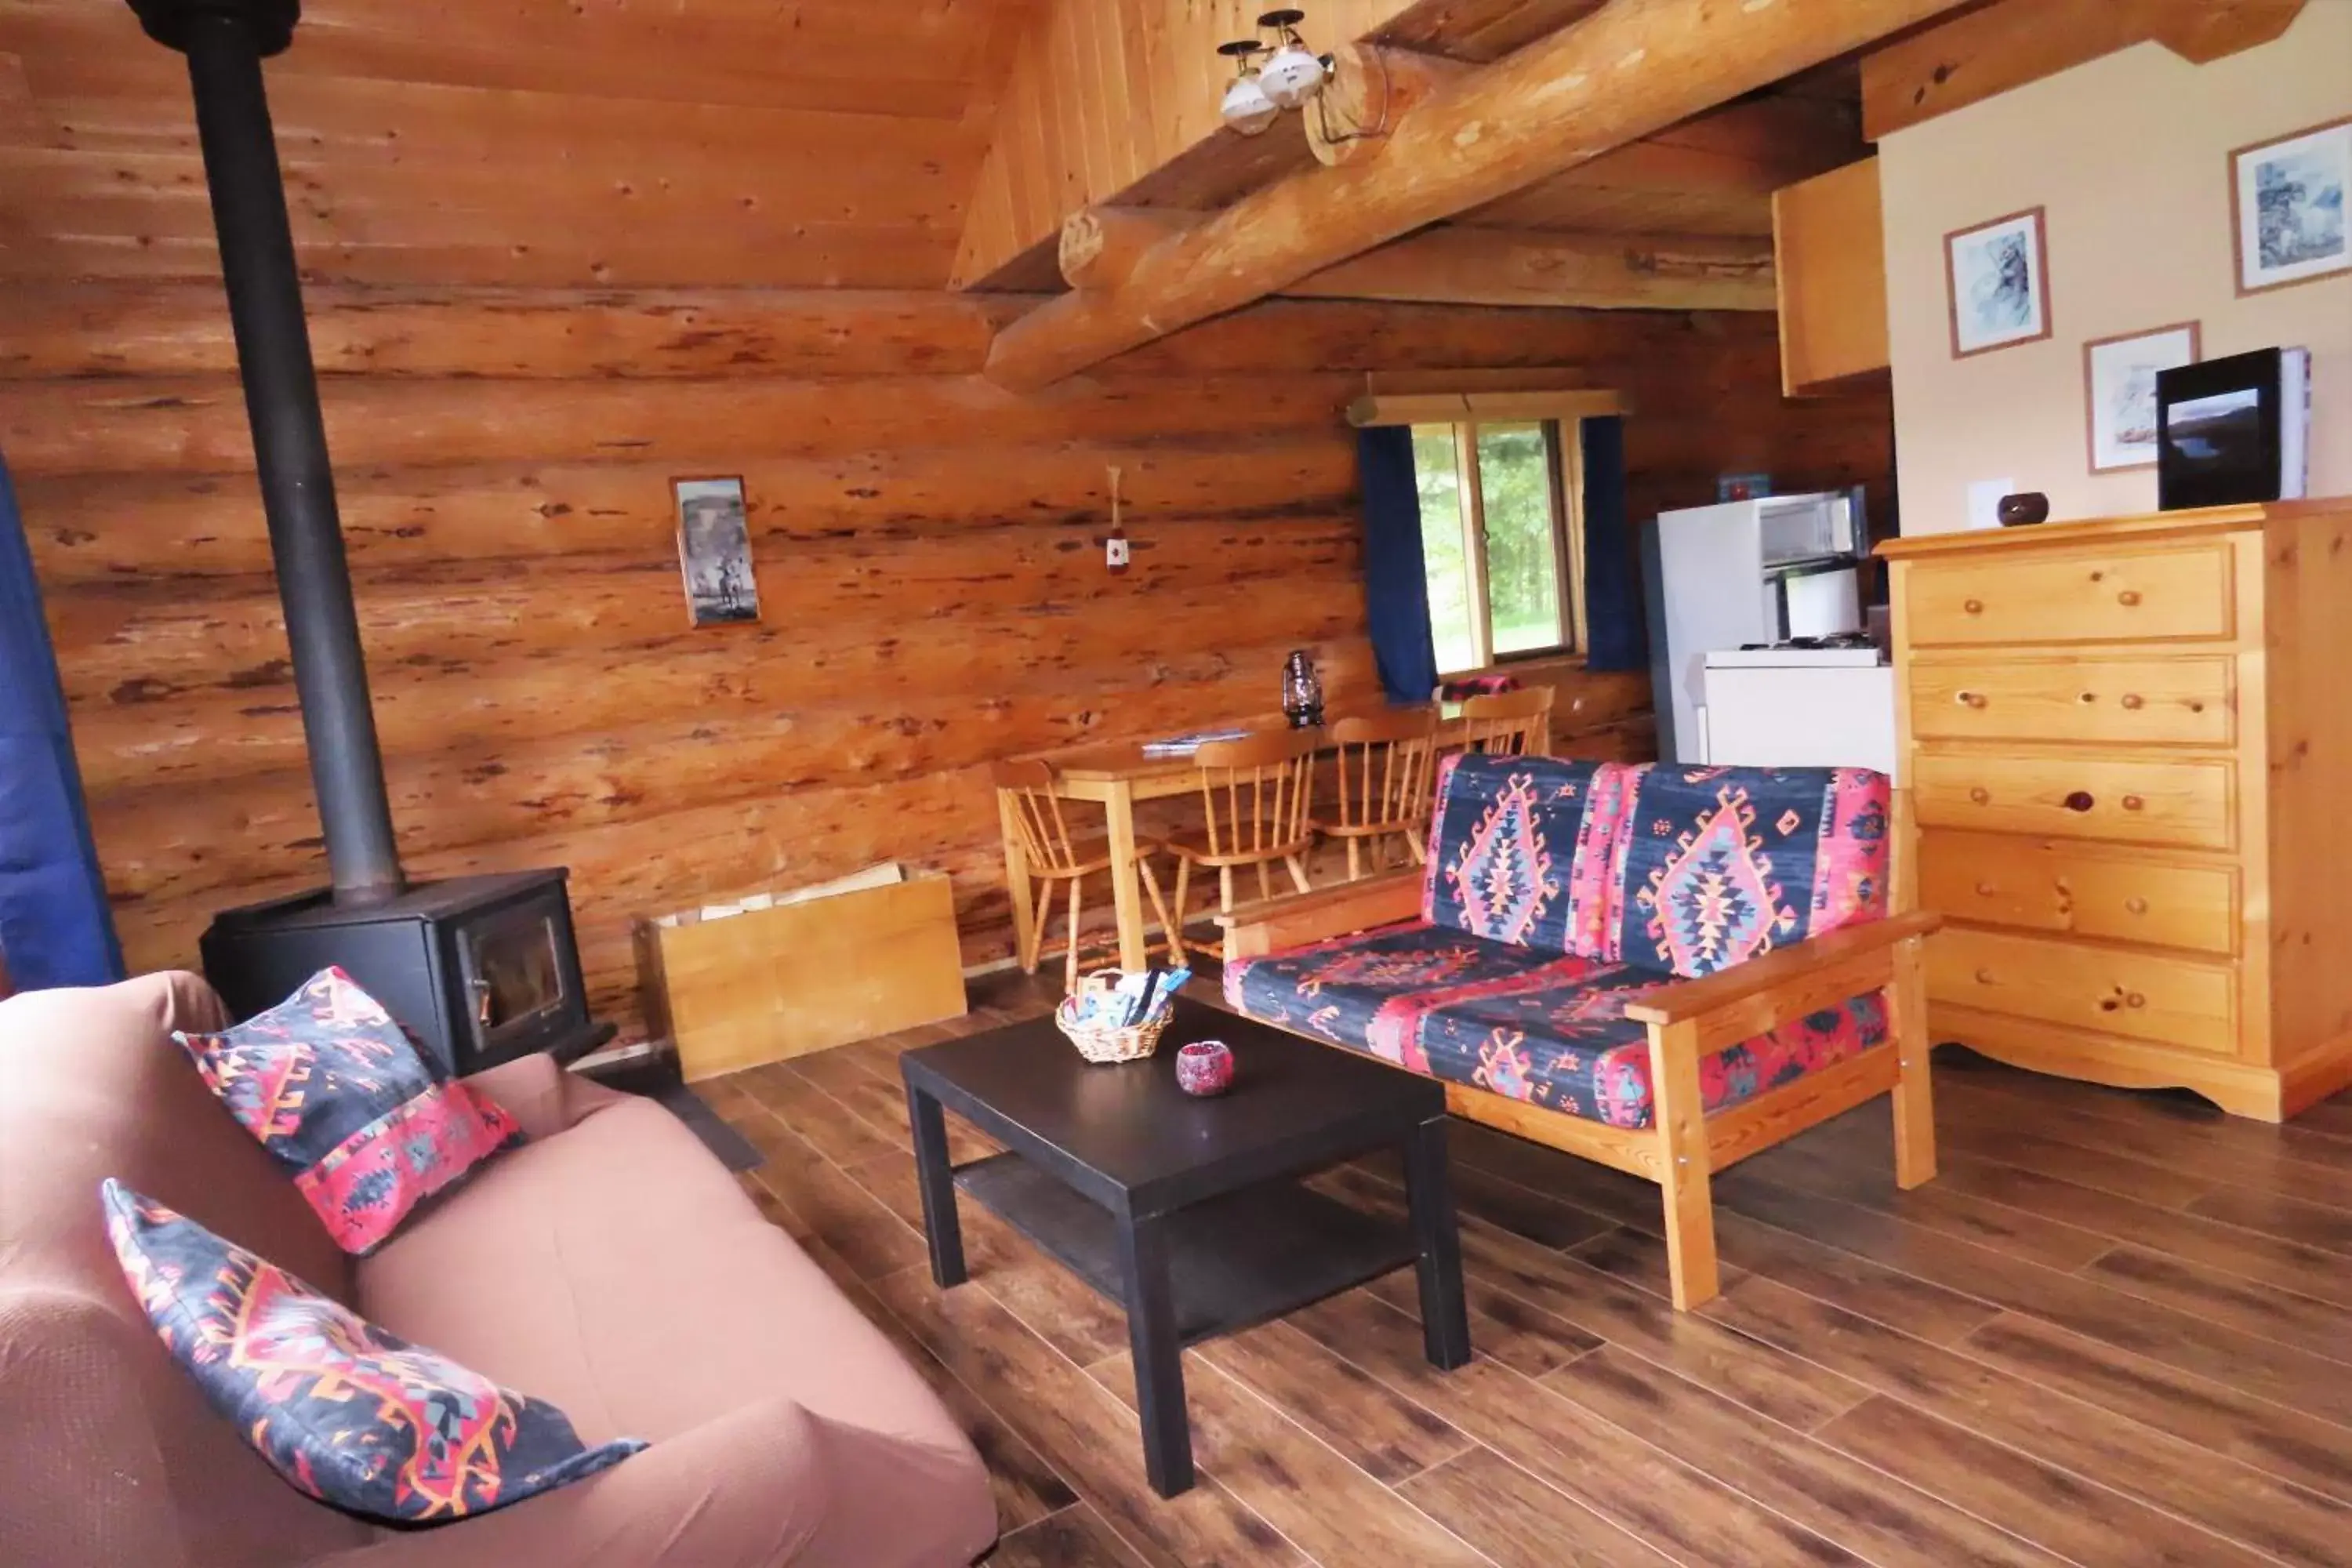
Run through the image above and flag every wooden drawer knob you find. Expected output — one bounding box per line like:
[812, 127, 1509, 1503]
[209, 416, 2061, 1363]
[2126, 993, 2147, 1009]
[2121, 694, 2145, 710]
[2063, 791, 2096, 812]
[1970, 786, 1991, 804]
[1974, 968, 1995, 986]
[1963, 598, 1985, 615]
[1975, 880, 1998, 898]
[2125, 896, 2150, 915]
[2122, 794, 2145, 811]
[1957, 691, 1987, 709]
[2118, 590, 2143, 607]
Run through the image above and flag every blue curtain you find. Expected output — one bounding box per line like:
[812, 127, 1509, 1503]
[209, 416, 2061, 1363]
[1356, 426, 1439, 704]
[0, 452, 123, 990]
[1580, 416, 1646, 672]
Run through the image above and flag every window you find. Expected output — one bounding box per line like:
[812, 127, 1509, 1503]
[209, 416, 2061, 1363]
[1410, 420, 1586, 676]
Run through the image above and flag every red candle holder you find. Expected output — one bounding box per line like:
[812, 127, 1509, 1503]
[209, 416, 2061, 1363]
[1175, 1039, 1235, 1097]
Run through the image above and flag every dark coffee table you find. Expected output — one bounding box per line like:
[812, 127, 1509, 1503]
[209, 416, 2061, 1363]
[899, 998, 1470, 1498]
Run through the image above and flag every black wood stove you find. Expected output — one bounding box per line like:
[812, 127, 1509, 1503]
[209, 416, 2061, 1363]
[133, 0, 607, 1073]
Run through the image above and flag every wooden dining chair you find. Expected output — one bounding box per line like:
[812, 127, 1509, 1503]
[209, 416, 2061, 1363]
[993, 760, 1179, 992]
[1459, 686, 1555, 756]
[1318, 707, 1440, 880]
[1161, 729, 1318, 961]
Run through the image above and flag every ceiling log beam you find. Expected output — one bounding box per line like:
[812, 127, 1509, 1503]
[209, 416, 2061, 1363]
[1065, 206, 1773, 309]
[1304, 42, 1468, 168]
[1287, 225, 1773, 310]
[1861, 0, 2306, 140]
[983, 0, 1972, 390]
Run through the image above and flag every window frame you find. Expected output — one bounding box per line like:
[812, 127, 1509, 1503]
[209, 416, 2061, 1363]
[1424, 417, 1587, 676]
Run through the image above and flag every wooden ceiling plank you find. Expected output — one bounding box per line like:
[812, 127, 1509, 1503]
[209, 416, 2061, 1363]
[1860, 0, 2306, 141]
[947, 0, 1438, 288]
[983, 0, 1971, 388]
[0, 0, 996, 116]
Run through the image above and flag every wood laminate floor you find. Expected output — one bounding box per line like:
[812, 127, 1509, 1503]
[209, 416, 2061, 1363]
[703, 969, 2352, 1568]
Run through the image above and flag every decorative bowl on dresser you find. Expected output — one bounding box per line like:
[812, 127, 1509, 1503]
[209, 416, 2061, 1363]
[1878, 499, 2352, 1121]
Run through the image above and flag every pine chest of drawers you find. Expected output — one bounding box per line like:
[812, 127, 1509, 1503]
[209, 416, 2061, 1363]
[1880, 500, 2352, 1120]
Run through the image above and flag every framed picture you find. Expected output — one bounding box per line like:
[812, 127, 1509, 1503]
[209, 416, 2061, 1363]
[672, 476, 759, 626]
[2082, 321, 2201, 472]
[1945, 207, 2053, 359]
[2230, 115, 2351, 296]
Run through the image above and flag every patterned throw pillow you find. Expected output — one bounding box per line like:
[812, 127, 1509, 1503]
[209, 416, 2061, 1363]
[1598, 765, 1890, 978]
[102, 1181, 644, 1524]
[176, 967, 521, 1254]
[1421, 753, 1620, 958]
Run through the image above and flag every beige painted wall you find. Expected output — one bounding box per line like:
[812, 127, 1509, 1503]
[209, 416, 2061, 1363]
[1880, 2, 2352, 535]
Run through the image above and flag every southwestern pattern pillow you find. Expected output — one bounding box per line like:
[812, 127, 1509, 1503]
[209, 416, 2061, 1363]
[102, 1181, 643, 1524]
[176, 967, 521, 1254]
[1598, 765, 1889, 979]
[1421, 753, 1621, 959]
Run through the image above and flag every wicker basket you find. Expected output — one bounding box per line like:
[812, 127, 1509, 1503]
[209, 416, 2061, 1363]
[1055, 970, 1174, 1065]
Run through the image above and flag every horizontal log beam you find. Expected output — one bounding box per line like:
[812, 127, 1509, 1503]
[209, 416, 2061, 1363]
[1862, 0, 2306, 140]
[1065, 209, 1774, 311]
[1285, 226, 1774, 310]
[984, 0, 1970, 390]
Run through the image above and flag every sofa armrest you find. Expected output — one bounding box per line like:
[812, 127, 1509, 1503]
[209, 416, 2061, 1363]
[299, 1397, 829, 1568]
[1216, 870, 1422, 959]
[459, 1053, 630, 1142]
[1622, 912, 1942, 1053]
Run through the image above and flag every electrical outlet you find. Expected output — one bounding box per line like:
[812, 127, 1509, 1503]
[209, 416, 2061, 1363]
[1106, 534, 1131, 570]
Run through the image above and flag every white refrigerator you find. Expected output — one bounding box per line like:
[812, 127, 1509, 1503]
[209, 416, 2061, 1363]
[1639, 492, 1865, 763]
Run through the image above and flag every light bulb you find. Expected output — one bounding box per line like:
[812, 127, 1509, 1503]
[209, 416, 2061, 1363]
[1220, 71, 1279, 136]
[1258, 41, 1327, 109]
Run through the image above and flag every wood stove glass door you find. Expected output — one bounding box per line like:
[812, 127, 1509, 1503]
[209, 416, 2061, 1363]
[459, 904, 568, 1057]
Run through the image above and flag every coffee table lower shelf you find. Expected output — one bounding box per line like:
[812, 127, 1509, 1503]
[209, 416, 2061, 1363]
[954, 1152, 1417, 1346]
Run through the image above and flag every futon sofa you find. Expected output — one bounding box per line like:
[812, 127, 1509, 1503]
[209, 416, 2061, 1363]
[0, 972, 996, 1568]
[1222, 753, 1939, 1309]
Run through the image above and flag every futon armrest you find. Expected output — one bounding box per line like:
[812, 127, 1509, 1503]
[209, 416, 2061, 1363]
[1622, 912, 1941, 1051]
[1216, 870, 1422, 960]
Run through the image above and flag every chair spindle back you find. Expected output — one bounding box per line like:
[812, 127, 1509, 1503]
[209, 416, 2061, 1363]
[1330, 708, 1440, 833]
[992, 759, 1083, 875]
[1459, 687, 1555, 757]
[1191, 731, 1318, 862]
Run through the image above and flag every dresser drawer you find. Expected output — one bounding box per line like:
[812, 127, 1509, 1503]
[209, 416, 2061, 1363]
[1904, 543, 2234, 647]
[1911, 752, 2234, 851]
[1908, 655, 2234, 747]
[1928, 928, 2238, 1055]
[1917, 833, 2238, 956]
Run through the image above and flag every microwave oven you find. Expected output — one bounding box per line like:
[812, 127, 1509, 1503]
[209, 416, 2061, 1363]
[1757, 492, 1859, 567]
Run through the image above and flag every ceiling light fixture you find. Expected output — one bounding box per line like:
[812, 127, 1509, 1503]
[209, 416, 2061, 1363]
[1215, 10, 1330, 135]
[1256, 9, 1328, 110]
[1216, 38, 1278, 136]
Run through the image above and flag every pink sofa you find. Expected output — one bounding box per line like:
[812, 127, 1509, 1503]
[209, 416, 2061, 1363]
[0, 972, 996, 1568]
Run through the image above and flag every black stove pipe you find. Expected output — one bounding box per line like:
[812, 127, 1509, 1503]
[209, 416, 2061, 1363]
[128, 0, 405, 904]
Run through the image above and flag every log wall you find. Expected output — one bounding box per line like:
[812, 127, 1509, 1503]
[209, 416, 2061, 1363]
[0, 283, 1892, 1036]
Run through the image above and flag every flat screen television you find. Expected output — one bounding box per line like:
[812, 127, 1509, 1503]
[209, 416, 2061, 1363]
[2155, 347, 2310, 510]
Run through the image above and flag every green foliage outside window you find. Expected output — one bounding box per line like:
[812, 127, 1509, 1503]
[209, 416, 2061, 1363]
[1410, 420, 1576, 676]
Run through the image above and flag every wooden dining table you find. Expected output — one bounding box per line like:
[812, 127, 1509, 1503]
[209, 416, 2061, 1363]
[1004, 713, 1473, 972]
